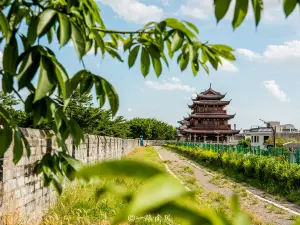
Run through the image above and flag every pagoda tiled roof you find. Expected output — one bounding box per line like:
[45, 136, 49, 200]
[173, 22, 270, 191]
[188, 100, 231, 108]
[193, 94, 226, 100]
[187, 113, 236, 120]
[180, 129, 240, 134]
[178, 120, 190, 125]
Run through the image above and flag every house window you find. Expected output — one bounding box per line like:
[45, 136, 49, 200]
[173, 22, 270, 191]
[257, 136, 259, 143]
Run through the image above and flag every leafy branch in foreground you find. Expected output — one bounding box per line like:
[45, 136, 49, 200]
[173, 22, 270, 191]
[75, 159, 251, 225]
[0, 0, 235, 190]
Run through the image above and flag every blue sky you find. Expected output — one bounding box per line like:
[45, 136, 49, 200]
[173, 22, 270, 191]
[1, 0, 300, 130]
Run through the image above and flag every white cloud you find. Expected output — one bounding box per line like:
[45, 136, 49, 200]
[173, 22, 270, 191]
[263, 80, 290, 102]
[180, 4, 209, 20]
[145, 78, 195, 92]
[236, 49, 261, 61]
[220, 58, 238, 72]
[237, 40, 300, 63]
[168, 77, 181, 83]
[128, 108, 133, 112]
[160, 0, 169, 6]
[97, 0, 164, 24]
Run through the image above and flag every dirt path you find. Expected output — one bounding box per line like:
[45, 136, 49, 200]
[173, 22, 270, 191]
[155, 146, 299, 225]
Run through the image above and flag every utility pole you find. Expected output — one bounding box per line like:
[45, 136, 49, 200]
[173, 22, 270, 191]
[259, 119, 276, 148]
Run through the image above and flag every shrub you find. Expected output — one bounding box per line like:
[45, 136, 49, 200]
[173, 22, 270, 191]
[164, 143, 300, 196]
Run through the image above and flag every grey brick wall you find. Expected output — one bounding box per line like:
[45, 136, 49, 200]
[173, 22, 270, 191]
[0, 128, 165, 224]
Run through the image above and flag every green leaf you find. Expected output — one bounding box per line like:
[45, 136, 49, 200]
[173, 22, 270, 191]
[58, 13, 71, 47]
[102, 77, 119, 116]
[51, 177, 63, 195]
[215, 0, 232, 23]
[200, 61, 209, 74]
[251, 0, 263, 26]
[85, 40, 93, 55]
[13, 128, 23, 164]
[77, 159, 164, 181]
[0, 123, 13, 156]
[37, 9, 57, 36]
[128, 46, 140, 68]
[191, 60, 199, 76]
[47, 27, 53, 43]
[171, 31, 184, 53]
[233, 213, 251, 225]
[19, 34, 29, 51]
[71, 22, 86, 59]
[53, 60, 70, 109]
[27, 16, 38, 45]
[20, 128, 30, 158]
[160, 52, 169, 68]
[0, 10, 11, 41]
[123, 38, 133, 51]
[3, 36, 18, 74]
[59, 152, 83, 171]
[232, 0, 249, 29]
[166, 39, 173, 58]
[0, 105, 11, 122]
[180, 54, 189, 71]
[17, 49, 41, 90]
[211, 44, 234, 52]
[92, 29, 105, 54]
[94, 75, 106, 108]
[183, 20, 199, 34]
[284, 0, 297, 17]
[156, 21, 167, 32]
[164, 18, 195, 39]
[71, 70, 84, 90]
[230, 194, 240, 214]
[80, 71, 93, 94]
[34, 56, 56, 102]
[106, 47, 123, 62]
[50, 103, 63, 134]
[148, 47, 162, 77]
[128, 174, 192, 215]
[2, 73, 13, 93]
[141, 47, 150, 77]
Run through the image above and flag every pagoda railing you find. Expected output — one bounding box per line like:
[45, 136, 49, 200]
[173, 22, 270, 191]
[193, 124, 231, 130]
[194, 109, 227, 114]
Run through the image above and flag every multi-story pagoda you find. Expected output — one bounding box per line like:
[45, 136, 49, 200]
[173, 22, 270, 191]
[177, 84, 240, 143]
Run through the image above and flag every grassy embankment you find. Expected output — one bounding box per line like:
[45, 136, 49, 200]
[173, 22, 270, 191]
[41, 147, 180, 225]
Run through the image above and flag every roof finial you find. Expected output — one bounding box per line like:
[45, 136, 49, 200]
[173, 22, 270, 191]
[209, 83, 212, 89]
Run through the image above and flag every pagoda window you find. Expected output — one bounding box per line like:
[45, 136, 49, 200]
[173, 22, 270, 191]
[220, 120, 224, 125]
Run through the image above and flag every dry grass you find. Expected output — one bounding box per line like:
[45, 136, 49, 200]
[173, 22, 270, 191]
[41, 147, 179, 225]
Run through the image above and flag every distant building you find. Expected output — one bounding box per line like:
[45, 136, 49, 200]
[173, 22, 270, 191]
[243, 121, 300, 148]
[280, 124, 298, 132]
[176, 84, 240, 143]
[243, 127, 273, 148]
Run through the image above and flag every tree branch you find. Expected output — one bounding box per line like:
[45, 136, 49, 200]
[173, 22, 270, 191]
[94, 28, 153, 34]
[13, 87, 25, 104]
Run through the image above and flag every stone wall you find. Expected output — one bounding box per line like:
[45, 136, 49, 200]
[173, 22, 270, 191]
[0, 128, 165, 224]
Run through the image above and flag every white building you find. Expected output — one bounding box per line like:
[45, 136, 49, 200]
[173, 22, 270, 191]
[243, 127, 273, 148]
